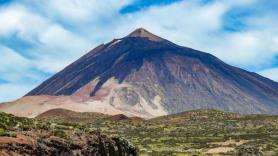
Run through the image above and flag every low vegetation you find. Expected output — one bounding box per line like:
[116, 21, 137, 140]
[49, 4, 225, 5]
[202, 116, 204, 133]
[1, 109, 278, 155]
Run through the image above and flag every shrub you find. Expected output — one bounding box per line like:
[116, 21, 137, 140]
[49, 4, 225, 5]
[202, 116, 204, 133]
[0, 131, 17, 137]
[51, 129, 67, 139]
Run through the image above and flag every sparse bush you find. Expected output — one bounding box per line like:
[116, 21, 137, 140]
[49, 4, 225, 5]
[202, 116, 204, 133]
[51, 129, 67, 139]
[0, 131, 17, 137]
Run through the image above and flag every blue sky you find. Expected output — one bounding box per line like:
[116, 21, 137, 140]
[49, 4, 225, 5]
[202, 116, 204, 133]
[0, 0, 278, 102]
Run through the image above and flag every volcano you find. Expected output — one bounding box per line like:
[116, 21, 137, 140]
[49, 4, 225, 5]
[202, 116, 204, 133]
[1, 28, 278, 118]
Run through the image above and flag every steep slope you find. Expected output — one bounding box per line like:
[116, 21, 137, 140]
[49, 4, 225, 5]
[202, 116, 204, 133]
[1, 28, 278, 118]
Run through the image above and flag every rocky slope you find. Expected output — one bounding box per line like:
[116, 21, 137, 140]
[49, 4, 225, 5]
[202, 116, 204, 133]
[1, 28, 278, 118]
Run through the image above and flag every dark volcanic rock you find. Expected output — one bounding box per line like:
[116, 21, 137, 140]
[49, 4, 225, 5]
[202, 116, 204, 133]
[25, 28, 278, 116]
[0, 132, 137, 156]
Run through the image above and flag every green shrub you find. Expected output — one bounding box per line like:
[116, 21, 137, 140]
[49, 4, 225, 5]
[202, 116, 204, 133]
[51, 129, 67, 139]
[0, 131, 17, 137]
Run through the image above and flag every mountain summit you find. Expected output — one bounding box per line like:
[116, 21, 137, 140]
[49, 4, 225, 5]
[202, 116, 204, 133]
[1, 28, 278, 118]
[126, 28, 165, 42]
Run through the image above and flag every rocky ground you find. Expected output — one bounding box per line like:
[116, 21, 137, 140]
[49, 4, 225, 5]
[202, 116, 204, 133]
[0, 112, 137, 156]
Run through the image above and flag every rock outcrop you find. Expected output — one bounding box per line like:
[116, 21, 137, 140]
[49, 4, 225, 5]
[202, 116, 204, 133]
[0, 131, 137, 156]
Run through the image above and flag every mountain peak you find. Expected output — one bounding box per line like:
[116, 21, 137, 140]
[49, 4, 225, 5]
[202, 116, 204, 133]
[3, 26, 277, 119]
[126, 28, 165, 42]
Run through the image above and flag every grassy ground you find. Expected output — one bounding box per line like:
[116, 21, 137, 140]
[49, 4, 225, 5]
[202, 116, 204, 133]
[1, 109, 278, 155]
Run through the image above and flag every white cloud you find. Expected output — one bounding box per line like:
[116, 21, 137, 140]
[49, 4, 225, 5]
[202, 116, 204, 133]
[32, 24, 93, 73]
[259, 67, 278, 82]
[0, 5, 49, 42]
[20, 0, 133, 42]
[0, 45, 31, 82]
[205, 30, 278, 69]
[25, 0, 133, 24]
[0, 45, 40, 102]
[0, 45, 29, 69]
[44, 0, 132, 22]
[0, 83, 35, 102]
[0, 3, 94, 73]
